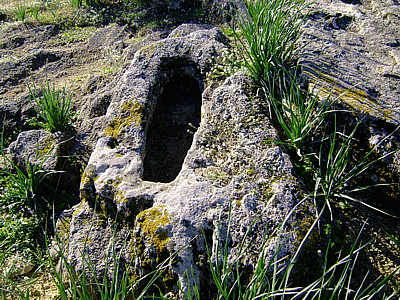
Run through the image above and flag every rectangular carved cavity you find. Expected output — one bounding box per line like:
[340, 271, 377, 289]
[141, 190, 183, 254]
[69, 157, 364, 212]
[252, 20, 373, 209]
[142, 72, 202, 183]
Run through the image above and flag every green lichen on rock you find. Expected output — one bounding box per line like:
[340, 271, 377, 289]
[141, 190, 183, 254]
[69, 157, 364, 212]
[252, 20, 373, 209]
[292, 216, 322, 255]
[37, 136, 54, 159]
[56, 215, 71, 242]
[105, 100, 145, 139]
[131, 206, 177, 295]
[114, 189, 129, 205]
[161, 268, 178, 290]
[136, 205, 171, 253]
[140, 41, 165, 57]
[309, 73, 393, 122]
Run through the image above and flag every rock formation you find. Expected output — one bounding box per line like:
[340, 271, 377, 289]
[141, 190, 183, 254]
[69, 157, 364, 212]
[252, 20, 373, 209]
[299, 0, 400, 182]
[1, 0, 399, 297]
[57, 25, 307, 297]
[300, 0, 400, 125]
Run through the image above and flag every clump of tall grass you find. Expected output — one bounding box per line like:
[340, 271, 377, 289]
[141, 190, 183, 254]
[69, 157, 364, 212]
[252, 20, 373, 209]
[29, 4, 41, 22]
[232, 0, 309, 89]
[266, 72, 332, 155]
[0, 132, 57, 214]
[28, 80, 75, 133]
[314, 117, 400, 219]
[179, 200, 399, 299]
[0, 132, 54, 299]
[12, 4, 28, 22]
[234, 0, 400, 215]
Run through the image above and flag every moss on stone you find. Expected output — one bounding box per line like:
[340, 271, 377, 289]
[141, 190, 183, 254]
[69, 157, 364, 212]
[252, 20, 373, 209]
[114, 189, 129, 205]
[162, 268, 178, 290]
[105, 100, 145, 139]
[292, 216, 321, 254]
[309, 73, 393, 122]
[140, 41, 165, 57]
[136, 205, 171, 253]
[57, 216, 71, 241]
[37, 136, 54, 159]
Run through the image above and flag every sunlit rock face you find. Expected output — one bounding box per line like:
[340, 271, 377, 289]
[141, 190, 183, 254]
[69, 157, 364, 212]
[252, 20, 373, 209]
[299, 0, 400, 125]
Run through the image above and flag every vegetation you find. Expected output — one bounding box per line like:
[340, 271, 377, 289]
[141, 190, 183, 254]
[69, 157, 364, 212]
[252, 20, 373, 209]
[0, 0, 399, 297]
[12, 4, 28, 22]
[28, 80, 74, 133]
[231, 0, 400, 296]
[186, 201, 399, 300]
[48, 214, 167, 300]
[314, 118, 399, 219]
[232, 0, 308, 89]
[232, 0, 399, 213]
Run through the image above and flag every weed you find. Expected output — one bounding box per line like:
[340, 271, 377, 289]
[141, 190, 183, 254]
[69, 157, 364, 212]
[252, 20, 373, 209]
[29, 4, 41, 22]
[265, 71, 332, 155]
[236, 0, 399, 222]
[232, 0, 309, 90]
[28, 80, 75, 133]
[179, 200, 399, 299]
[70, 0, 84, 8]
[12, 4, 28, 22]
[0, 134, 54, 298]
[0, 151, 56, 216]
[314, 117, 400, 219]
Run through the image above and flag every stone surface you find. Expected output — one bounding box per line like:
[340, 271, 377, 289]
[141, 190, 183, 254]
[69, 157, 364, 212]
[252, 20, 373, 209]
[299, 0, 400, 125]
[59, 26, 308, 297]
[0, 23, 135, 151]
[0, 0, 398, 296]
[6, 129, 69, 172]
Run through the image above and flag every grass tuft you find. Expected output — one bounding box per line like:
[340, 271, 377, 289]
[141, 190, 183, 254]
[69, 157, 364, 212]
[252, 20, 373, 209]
[314, 117, 400, 219]
[232, 0, 308, 89]
[12, 4, 28, 22]
[28, 80, 75, 133]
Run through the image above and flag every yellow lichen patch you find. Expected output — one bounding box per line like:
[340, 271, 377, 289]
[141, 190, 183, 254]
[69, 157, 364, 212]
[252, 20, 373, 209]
[292, 217, 321, 254]
[114, 189, 129, 204]
[162, 268, 178, 290]
[308, 72, 394, 122]
[80, 164, 97, 186]
[83, 237, 93, 244]
[94, 177, 124, 199]
[37, 136, 55, 159]
[105, 100, 145, 139]
[136, 206, 171, 253]
[247, 167, 255, 176]
[141, 41, 165, 57]
[57, 217, 71, 242]
[80, 172, 91, 187]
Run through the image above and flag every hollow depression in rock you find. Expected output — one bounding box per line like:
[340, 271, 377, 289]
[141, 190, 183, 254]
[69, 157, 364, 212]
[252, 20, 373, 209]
[142, 73, 202, 183]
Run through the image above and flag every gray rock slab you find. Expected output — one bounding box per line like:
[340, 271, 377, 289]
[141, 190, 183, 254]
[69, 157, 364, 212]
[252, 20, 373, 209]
[7, 129, 68, 171]
[299, 0, 400, 124]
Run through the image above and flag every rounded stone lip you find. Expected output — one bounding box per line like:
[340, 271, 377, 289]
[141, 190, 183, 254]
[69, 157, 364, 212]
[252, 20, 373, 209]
[79, 26, 228, 211]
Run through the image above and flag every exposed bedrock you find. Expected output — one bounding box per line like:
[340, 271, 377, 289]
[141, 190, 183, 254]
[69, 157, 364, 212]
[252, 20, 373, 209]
[58, 26, 308, 297]
[299, 0, 400, 125]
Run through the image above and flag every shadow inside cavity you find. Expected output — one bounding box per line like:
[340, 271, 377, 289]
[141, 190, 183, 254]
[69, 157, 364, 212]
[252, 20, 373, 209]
[142, 72, 202, 183]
